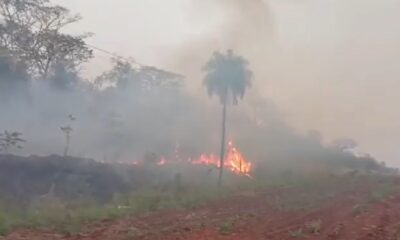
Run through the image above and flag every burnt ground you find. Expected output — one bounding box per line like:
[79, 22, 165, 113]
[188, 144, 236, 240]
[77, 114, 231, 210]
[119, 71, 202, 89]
[4, 178, 400, 240]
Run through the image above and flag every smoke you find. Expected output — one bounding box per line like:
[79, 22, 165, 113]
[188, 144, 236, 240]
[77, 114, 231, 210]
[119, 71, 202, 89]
[0, 0, 393, 175]
[0, 65, 376, 173]
[161, 0, 400, 166]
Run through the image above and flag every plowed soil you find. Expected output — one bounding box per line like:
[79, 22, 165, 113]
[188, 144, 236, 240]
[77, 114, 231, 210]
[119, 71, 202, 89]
[4, 184, 400, 240]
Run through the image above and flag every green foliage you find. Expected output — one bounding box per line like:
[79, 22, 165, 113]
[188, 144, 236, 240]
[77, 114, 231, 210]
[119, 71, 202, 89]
[0, 48, 30, 101]
[0, 210, 8, 236]
[0, 167, 396, 236]
[0, 0, 93, 79]
[0, 186, 233, 235]
[219, 218, 235, 235]
[369, 181, 398, 203]
[94, 59, 183, 91]
[203, 49, 252, 105]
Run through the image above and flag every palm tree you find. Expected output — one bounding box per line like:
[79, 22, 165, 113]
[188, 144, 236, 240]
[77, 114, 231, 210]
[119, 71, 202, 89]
[203, 50, 252, 187]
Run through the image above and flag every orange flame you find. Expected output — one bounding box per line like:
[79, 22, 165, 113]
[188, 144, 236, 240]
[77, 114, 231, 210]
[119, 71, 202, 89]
[191, 141, 252, 177]
[226, 141, 252, 176]
[157, 157, 166, 166]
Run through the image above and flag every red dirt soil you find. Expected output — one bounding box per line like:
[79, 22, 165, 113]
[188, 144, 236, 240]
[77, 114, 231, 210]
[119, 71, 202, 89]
[4, 188, 400, 240]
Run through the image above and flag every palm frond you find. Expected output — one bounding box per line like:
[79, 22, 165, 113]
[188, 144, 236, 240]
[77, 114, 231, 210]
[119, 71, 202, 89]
[202, 50, 252, 105]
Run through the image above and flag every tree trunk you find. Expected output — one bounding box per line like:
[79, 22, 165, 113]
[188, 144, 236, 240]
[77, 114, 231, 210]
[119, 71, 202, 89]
[64, 133, 70, 157]
[218, 99, 227, 187]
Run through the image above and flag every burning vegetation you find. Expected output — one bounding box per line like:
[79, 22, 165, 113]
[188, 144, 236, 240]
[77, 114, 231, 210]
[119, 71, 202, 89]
[152, 141, 252, 177]
[0, 0, 399, 239]
[191, 141, 252, 177]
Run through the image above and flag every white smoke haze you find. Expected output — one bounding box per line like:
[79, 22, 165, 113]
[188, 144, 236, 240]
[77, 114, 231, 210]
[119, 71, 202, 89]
[163, 0, 400, 165]
[1, 0, 399, 168]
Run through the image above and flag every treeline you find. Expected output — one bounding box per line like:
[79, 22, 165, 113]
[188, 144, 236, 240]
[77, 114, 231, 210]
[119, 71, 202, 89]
[0, 0, 395, 176]
[0, 0, 182, 100]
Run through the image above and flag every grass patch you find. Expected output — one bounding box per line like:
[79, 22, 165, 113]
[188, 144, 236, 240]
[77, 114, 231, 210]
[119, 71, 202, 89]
[352, 204, 369, 216]
[368, 180, 398, 203]
[0, 187, 233, 236]
[219, 218, 235, 235]
[0, 174, 397, 236]
[305, 219, 322, 235]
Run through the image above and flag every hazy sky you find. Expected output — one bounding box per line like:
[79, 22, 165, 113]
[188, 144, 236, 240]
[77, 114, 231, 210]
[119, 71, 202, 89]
[55, 0, 226, 74]
[54, 0, 400, 166]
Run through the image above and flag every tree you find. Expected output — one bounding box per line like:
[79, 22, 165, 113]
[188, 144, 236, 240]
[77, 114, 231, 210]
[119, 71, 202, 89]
[47, 60, 79, 90]
[94, 58, 183, 91]
[0, 130, 26, 153]
[60, 114, 75, 157]
[0, 47, 30, 101]
[202, 50, 252, 187]
[94, 59, 138, 90]
[0, 0, 93, 80]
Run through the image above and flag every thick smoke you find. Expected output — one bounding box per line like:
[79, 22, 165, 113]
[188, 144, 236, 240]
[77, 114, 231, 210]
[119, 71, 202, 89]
[162, 0, 400, 166]
[0, 0, 390, 175]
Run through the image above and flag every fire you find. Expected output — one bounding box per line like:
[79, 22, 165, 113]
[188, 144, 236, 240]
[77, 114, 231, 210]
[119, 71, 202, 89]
[157, 156, 166, 166]
[226, 141, 252, 176]
[191, 154, 220, 167]
[191, 141, 252, 177]
[137, 141, 252, 177]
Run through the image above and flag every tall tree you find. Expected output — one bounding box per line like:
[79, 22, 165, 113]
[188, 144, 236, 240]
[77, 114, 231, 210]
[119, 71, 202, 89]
[0, 47, 30, 101]
[0, 0, 93, 80]
[47, 60, 79, 90]
[94, 58, 183, 91]
[203, 50, 252, 187]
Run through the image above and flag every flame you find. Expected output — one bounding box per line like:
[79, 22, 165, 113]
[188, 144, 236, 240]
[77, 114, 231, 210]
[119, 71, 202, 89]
[191, 154, 221, 167]
[191, 141, 252, 177]
[226, 141, 252, 176]
[157, 157, 166, 166]
[144, 141, 252, 177]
